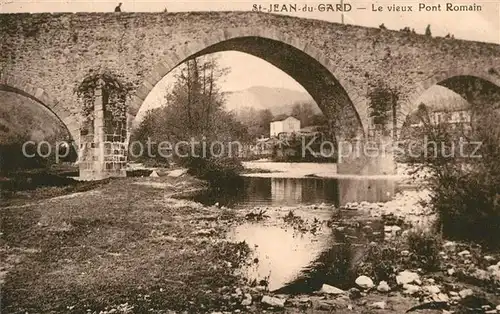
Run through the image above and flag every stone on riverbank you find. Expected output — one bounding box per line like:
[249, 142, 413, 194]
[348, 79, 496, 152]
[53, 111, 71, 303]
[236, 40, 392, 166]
[320, 284, 346, 295]
[241, 293, 252, 306]
[396, 270, 420, 285]
[432, 293, 449, 302]
[459, 288, 474, 298]
[402, 284, 421, 295]
[424, 285, 441, 294]
[370, 301, 387, 309]
[261, 295, 286, 308]
[377, 281, 391, 292]
[355, 275, 374, 289]
[458, 250, 471, 257]
[149, 170, 159, 177]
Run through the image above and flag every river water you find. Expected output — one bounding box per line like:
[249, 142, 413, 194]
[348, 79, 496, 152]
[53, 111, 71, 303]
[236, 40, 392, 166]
[190, 176, 397, 208]
[186, 175, 399, 293]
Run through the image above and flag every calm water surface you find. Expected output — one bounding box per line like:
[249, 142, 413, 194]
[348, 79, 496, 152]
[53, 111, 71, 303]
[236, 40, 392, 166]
[192, 176, 397, 208]
[186, 175, 398, 292]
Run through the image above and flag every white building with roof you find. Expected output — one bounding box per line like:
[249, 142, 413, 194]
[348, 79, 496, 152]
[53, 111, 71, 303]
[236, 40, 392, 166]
[270, 116, 300, 137]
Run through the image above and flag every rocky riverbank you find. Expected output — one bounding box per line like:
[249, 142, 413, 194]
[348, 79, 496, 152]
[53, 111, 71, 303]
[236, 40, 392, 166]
[230, 189, 500, 314]
[2, 174, 500, 313]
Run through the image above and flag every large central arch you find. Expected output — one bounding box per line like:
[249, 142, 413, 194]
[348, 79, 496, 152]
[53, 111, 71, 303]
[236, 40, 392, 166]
[129, 27, 366, 141]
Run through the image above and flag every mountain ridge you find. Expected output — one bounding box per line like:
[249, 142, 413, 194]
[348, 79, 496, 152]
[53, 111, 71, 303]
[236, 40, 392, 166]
[223, 86, 319, 116]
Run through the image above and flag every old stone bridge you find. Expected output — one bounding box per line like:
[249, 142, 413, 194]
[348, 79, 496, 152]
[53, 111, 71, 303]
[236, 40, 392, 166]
[1, 12, 499, 178]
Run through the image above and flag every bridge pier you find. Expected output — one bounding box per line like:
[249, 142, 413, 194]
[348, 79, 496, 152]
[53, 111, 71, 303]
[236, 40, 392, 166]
[78, 83, 127, 180]
[336, 136, 397, 175]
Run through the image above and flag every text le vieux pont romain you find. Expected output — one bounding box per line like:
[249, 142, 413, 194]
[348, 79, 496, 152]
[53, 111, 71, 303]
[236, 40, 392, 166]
[252, 3, 482, 13]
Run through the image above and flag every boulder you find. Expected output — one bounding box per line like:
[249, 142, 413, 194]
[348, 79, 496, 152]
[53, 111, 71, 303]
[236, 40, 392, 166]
[487, 263, 500, 281]
[241, 293, 252, 306]
[396, 270, 420, 285]
[168, 169, 188, 177]
[458, 250, 471, 257]
[149, 170, 159, 177]
[320, 284, 346, 295]
[484, 255, 496, 263]
[384, 225, 402, 233]
[459, 289, 474, 298]
[355, 275, 374, 289]
[261, 295, 286, 308]
[402, 284, 420, 295]
[192, 228, 216, 236]
[370, 301, 386, 309]
[424, 285, 441, 294]
[443, 241, 456, 250]
[348, 287, 362, 300]
[432, 293, 449, 303]
[377, 281, 390, 293]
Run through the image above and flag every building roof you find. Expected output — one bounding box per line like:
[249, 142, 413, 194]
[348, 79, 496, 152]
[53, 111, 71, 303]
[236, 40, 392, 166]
[419, 98, 470, 113]
[271, 115, 300, 122]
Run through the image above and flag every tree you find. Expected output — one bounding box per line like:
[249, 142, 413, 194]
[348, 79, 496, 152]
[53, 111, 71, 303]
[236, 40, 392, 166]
[258, 109, 274, 137]
[236, 108, 274, 139]
[161, 55, 231, 139]
[291, 102, 315, 127]
[405, 100, 500, 248]
[131, 55, 248, 161]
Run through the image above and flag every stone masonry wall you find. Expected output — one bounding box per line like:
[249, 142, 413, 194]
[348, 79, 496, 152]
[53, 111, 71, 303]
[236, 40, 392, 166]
[1, 11, 499, 142]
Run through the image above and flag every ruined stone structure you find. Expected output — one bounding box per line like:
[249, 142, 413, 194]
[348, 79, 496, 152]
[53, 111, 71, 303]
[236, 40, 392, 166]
[1, 12, 499, 178]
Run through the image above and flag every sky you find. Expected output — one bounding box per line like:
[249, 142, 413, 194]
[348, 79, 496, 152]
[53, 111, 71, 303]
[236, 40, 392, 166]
[1, 0, 498, 44]
[1, 0, 498, 119]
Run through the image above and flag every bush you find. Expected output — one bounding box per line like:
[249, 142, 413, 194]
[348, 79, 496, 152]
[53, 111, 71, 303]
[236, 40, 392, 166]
[182, 156, 244, 187]
[356, 243, 403, 284]
[0, 141, 50, 175]
[407, 229, 442, 271]
[408, 103, 500, 248]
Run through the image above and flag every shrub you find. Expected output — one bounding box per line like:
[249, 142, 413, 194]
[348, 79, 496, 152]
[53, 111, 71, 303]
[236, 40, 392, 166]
[407, 229, 442, 271]
[182, 156, 243, 187]
[0, 139, 52, 175]
[356, 243, 403, 284]
[407, 102, 500, 248]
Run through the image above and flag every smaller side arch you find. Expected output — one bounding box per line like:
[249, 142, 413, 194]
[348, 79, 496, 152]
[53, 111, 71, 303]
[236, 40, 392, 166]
[396, 66, 500, 136]
[0, 73, 79, 144]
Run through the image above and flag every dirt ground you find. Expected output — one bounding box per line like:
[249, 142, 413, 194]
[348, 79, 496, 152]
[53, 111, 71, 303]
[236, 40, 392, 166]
[1, 176, 254, 313]
[1, 175, 499, 314]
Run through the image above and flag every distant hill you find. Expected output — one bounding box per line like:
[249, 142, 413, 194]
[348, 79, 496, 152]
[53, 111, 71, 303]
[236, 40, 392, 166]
[223, 86, 320, 116]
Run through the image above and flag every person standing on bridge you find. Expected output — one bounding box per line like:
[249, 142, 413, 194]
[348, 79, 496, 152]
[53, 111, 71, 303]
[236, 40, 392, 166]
[114, 3, 122, 12]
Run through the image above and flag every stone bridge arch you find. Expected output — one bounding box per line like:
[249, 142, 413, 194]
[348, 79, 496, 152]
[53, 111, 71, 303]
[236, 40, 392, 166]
[0, 74, 80, 144]
[128, 27, 368, 141]
[397, 66, 500, 136]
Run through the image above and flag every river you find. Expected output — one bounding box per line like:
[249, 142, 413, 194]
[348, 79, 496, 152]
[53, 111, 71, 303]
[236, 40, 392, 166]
[182, 167, 404, 293]
[190, 176, 398, 208]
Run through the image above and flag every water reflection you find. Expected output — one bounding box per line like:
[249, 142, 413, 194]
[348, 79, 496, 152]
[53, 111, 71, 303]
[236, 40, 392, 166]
[228, 208, 333, 292]
[189, 176, 396, 208]
[229, 209, 385, 293]
[183, 175, 396, 292]
[338, 177, 396, 206]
